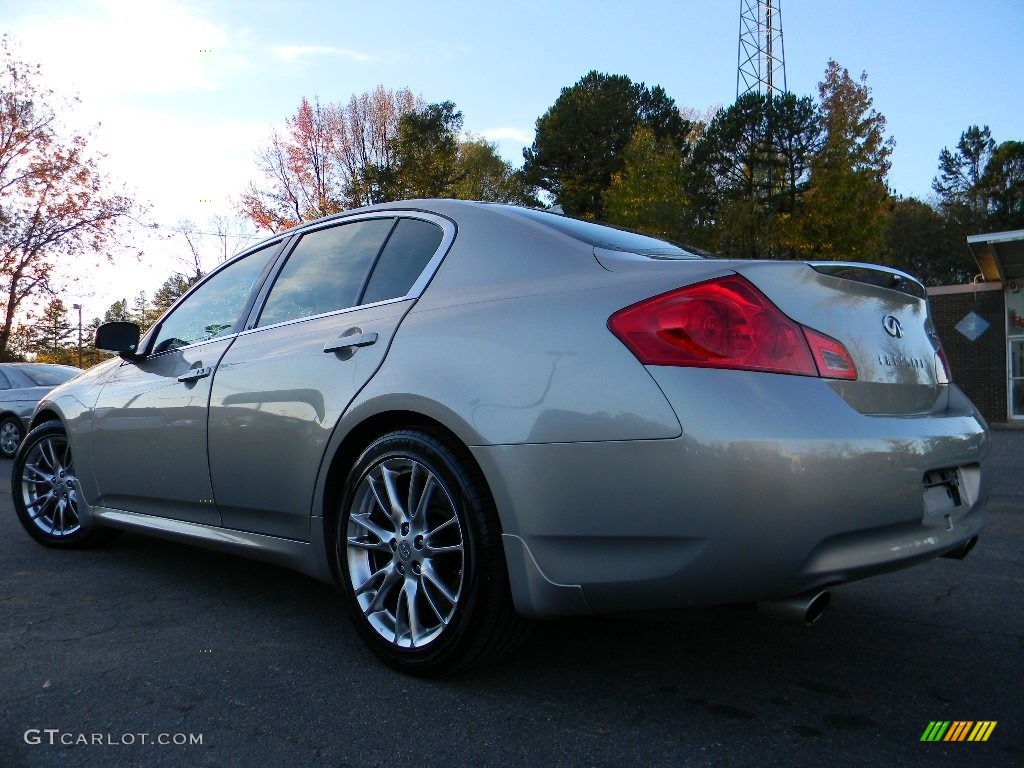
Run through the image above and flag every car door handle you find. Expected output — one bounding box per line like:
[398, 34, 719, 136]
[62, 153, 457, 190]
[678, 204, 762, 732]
[177, 366, 213, 383]
[323, 331, 378, 354]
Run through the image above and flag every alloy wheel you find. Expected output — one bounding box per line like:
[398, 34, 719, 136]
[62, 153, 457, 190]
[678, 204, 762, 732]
[345, 456, 465, 649]
[0, 418, 23, 457]
[19, 432, 82, 538]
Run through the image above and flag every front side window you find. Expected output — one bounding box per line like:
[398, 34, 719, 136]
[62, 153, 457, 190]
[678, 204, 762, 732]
[258, 218, 394, 327]
[150, 243, 279, 354]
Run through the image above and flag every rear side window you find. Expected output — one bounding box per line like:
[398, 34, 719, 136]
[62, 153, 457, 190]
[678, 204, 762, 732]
[258, 218, 394, 327]
[500, 205, 701, 258]
[361, 218, 444, 305]
[0, 370, 11, 390]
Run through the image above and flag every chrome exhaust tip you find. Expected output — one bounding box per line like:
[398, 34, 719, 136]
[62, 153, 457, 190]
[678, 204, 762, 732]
[941, 535, 979, 560]
[758, 589, 831, 626]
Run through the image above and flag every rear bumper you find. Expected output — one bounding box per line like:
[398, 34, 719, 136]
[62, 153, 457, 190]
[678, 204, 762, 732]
[474, 371, 989, 618]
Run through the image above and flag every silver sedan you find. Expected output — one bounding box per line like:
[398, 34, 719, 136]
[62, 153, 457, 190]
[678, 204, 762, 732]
[12, 200, 989, 675]
[0, 363, 80, 458]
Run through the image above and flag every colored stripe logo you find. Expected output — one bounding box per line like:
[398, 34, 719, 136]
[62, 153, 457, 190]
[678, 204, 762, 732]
[921, 721, 996, 742]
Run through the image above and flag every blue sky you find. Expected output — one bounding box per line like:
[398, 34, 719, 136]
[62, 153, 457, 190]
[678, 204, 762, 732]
[3, 0, 1023, 314]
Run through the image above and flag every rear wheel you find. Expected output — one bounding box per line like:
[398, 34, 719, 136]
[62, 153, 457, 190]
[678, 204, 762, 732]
[336, 429, 527, 675]
[0, 415, 24, 458]
[13, 422, 116, 548]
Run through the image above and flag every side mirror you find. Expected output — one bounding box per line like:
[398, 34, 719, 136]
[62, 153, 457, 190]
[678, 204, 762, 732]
[95, 321, 142, 359]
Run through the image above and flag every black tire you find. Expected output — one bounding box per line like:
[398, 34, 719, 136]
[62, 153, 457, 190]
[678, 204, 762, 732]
[335, 429, 528, 675]
[13, 422, 117, 549]
[0, 415, 24, 458]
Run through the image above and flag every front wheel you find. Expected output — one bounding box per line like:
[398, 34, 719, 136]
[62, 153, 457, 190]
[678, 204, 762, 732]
[336, 429, 527, 675]
[13, 422, 116, 548]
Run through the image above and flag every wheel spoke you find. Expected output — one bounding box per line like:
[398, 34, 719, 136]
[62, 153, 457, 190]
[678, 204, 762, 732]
[366, 566, 402, 614]
[23, 463, 52, 483]
[426, 514, 458, 542]
[26, 492, 54, 510]
[64, 498, 79, 531]
[41, 440, 62, 474]
[411, 474, 436, 529]
[51, 500, 63, 535]
[420, 561, 458, 605]
[346, 536, 391, 552]
[350, 512, 394, 545]
[406, 462, 423, 524]
[426, 543, 462, 555]
[420, 578, 449, 626]
[353, 563, 390, 597]
[402, 578, 424, 647]
[29, 495, 56, 519]
[379, 463, 407, 525]
[61, 440, 74, 471]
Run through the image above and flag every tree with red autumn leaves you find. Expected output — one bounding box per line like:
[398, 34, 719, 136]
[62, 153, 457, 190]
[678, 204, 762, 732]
[0, 36, 135, 359]
[240, 88, 422, 232]
[241, 87, 536, 233]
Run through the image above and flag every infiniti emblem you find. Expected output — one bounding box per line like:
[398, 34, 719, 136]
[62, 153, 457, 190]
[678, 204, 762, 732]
[883, 315, 904, 338]
[398, 540, 413, 561]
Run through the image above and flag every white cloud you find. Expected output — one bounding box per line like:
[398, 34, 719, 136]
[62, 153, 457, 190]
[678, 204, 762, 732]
[89, 106, 269, 215]
[269, 44, 373, 63]
[6, 1, 268, 314]
[481, 127, 533, 145]
[57, 104, 272, 317]
[10, 0, 249, 100]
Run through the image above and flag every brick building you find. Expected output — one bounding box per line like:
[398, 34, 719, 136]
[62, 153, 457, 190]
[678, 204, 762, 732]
[927, 229, 1024, 426]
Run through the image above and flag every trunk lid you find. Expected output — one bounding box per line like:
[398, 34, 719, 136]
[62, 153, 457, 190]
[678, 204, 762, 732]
[730, 261, 944, 415]
[596, 250, 946, 415]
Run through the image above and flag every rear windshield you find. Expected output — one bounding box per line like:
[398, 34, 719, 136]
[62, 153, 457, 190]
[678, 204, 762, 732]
[498, 206, 704, 259]
[21, 365, 79, 387]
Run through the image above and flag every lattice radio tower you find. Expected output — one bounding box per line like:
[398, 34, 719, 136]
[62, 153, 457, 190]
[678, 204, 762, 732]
[736, 0, 787, 99]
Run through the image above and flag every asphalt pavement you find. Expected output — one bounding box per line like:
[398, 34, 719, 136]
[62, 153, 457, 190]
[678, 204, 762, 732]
[1, 432, 1022, 768]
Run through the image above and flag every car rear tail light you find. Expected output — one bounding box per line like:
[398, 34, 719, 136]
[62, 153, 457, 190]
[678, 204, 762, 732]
[609, 274, 858, 380]
[804, 328, 858, 380]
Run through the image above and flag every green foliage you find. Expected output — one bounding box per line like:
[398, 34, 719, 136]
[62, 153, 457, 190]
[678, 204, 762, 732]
[153, 272, 202, 313]
[787, 60, 893, 262]
[885, 197, 974, 285]
[16, 298, 107, 367]
[103, 299, 132, 323]
[932, 125, 994, 226]
[242, 92, 538, 231]
[100, 270, 194, 339]
[234, 68, 1019, 289]
[375, 103, 536, 204]
[922, 126, 1024, 282]
[603, 127, 691, 242]
[689, 91, 820, 256]
[452, 137, 538, 206]
[979, 140, 1024, 230]
[26, 298, 74, 359]
[382, 102, 464, 200]
[522, 71, 690, 219]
